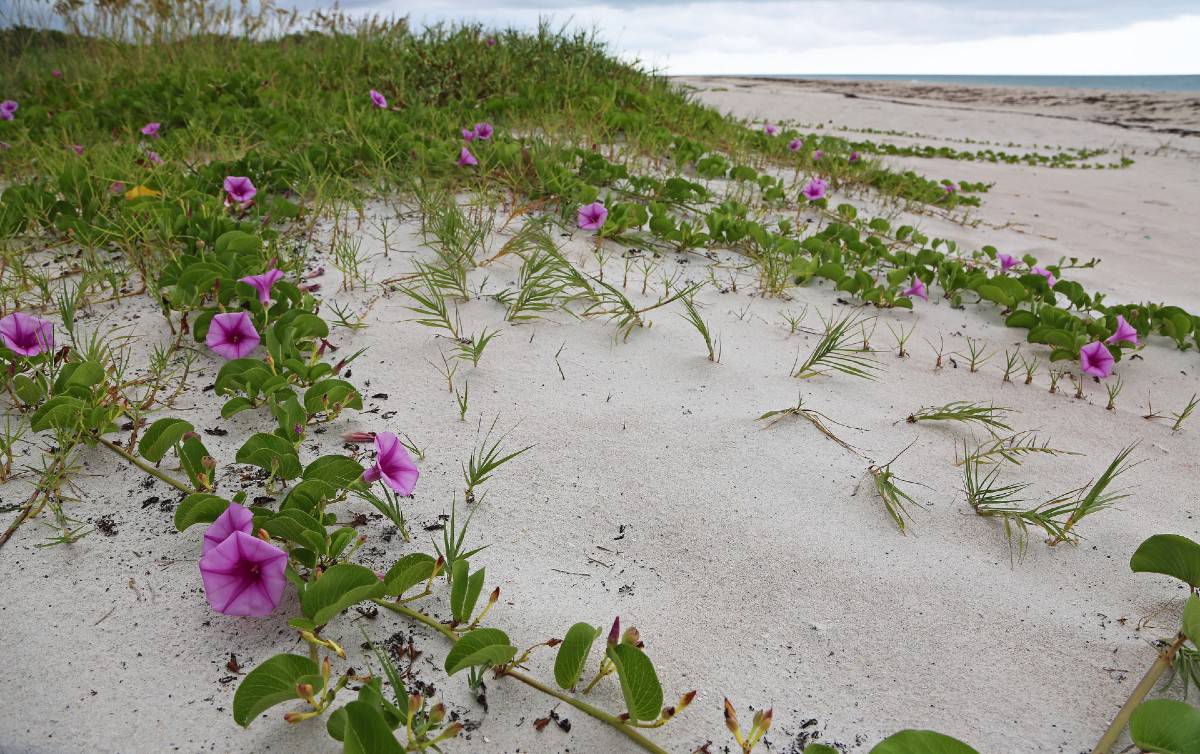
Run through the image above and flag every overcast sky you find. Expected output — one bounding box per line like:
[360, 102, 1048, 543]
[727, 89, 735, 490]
[305, 0, 1200, 75]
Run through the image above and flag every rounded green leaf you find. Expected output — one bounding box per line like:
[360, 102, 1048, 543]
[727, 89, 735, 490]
[1130, 699, 1200, 754]
[1185, 596, 1200, 646]
[342, 700, 405, 754]
[606, 643, 663, 723]
[805, 746, 840, 754]
[1131, 534, 1200, 590]
[232, 653, 319, 727]
[235, 432, 302, 479]
[382, 553, 436, 598]
[554, 622, 600, 690]
[444, 628, 517, 676]
[300, 563, 385, 625]
[870, 730, 980, 754]
[138, 418, 195, 463]
[303, 455, 365, 488]
[174, 494, 231, 531]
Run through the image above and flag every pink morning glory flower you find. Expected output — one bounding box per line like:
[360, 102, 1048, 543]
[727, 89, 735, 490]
[223, 176, 256, 204]
[370, 89, 387, 109]
[943, 183, 958, 194]
[71, 144, 84, 155]
[0, 312, 54, 356]
[461, 128, 476, 142]
[1031, 266, 1056, 286]
[146, 150, 163, 165]
[199, 530, 287, 617]
[1079, 341, 1114, 379]
[902, 277, 928, 301]
[788, 138, 802, 152]
[763, 123, 779, 136]
[577, 201, 608, 231]
[457, 146, 478, 166]
[0, 111, 11, 122]
[240, 268, 284, 306]
[802, 178, 828, 201]
[1, 100, 18, 115]
[849, 151, 861, 163]
[362, 431, 419, 495]
[141, 122, 160, 138]
[202, 502, 254, 555]
[206, 311, 260, 359]
[473, 122, 493, 140]
[812, 149, 823, 160]
[1105, 315, 1139, 346]
[997, 253, 1018, 272]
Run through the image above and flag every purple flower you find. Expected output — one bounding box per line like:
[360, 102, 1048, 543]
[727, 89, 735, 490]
[71, 144, 84, 155]
[788, 138, 802, 152]
[0, 111, 11, 122]
[486, 36, 496, 47]
[997, 253, 1018, 272]
[461, 128, 476, 142]
[141, 122, 160, 138]
[0, 312, 54, 356]
[1031, 266, 1056, 287]
[473, 122, 494, 140]
[240, 267, 284, 306]
[1, 100, 18, 115]
[361, 431, 419, 495]
[202, 502, 254, 555]
[206, 311, 260, 359]
[199, 531, 287, 617]
[812, 149, 823, 161]
[369, 89, 388, 109]
[457, 146, 478, 167]
[577, 201, 608, 231]
[849, 151, 861, 163]
[109, 181, 125, 195]
[763, 123, 779, 136]
[1105, 315, 1139, 346]
[146, 150, 163, 165]
[943, 183, 958, 194]
[802, 178, 828, 201]
[902, 277, 928, 301]
[0, 142, 9, 150]
[223, 176, 256, 204]
[1079, 341, 1114, 379]
[52, 69, 62, 79]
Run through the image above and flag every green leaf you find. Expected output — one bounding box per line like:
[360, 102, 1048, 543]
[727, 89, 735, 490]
[450, 559, 486, 625]
[304, 379, 363, 414]
[1131, 534, 1200, 590]
[554, 622, 600, 690]
[869, 730, 981, 754]
[138, 418, 195, 463]
[53, 360, 104, 392]
[1186, 595, 1200, 647]
[300, 564, 385, 625]
[805, 746, 840, 754]
[444, 628, 517, 676]
[232, 654, 319, 727]
[174, 494, 231, 531]
[304, 455, 365, 489]
[342, 699, 405, 754]
[236, 432, 302, 479]
[606, 643, 663, 723]
[30, 396, 85, 433]
[12, 374, 45, 405]
[221, 396, 255, 419]
[1129, 699, 1200, 754]
[382, 553, 436, 598]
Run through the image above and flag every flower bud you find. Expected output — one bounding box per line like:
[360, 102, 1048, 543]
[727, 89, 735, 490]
[429, 703, 446, 724]
[677, 690, 697, 712]
[621, 626, 641, 647]
[607, 616, 621, 647]
[723, 698, 740, 736]
[408, 692, 422, 715]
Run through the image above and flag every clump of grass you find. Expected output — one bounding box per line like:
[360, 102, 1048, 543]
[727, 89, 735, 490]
[462, 418, 533, 504]
[756, 392, 863, 455]
[906, 401, 1014, 432]
[955, 431, 1077, 467]
[886, 321, 914, 358]
[866, 445, 924, 533]
[1145, 393, 1199, 431]
[955, 337, 992, 373]
[679, 295, 720, 363]
[792, 310, 882, 380]
[1104, 374, 1124, 410]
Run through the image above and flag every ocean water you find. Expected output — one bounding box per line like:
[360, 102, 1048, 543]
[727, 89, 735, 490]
[762, 74, 1200, 93]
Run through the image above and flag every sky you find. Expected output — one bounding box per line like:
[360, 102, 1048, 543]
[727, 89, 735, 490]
[292, 0, 1200, 76]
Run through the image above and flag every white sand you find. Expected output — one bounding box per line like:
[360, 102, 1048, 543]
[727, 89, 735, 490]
[3, 79, 1200, 754]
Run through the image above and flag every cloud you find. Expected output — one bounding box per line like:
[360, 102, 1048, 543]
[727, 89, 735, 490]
[317, 1, 1200, 75]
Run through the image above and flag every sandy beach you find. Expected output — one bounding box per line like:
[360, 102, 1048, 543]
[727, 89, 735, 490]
[3, 76, 1200, 754]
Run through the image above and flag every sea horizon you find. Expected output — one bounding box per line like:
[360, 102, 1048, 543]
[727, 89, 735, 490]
[707, 73, 1200, 93]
